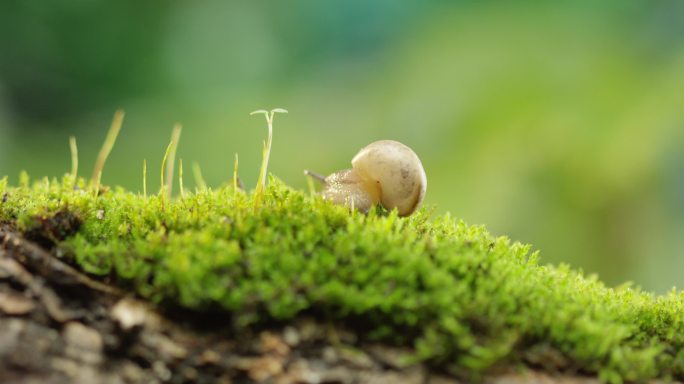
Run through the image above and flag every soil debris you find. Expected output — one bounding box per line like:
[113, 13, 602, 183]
[0, 291, 35, 315]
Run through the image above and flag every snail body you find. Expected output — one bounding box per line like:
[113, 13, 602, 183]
[308, 140, 427, 217]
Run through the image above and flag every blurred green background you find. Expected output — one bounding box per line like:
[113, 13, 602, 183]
[1, 1, 683, 292]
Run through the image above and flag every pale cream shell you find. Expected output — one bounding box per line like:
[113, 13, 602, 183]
[351, 140, 427, 216]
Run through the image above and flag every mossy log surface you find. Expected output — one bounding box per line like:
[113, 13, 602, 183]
[0, 174, 683, 383]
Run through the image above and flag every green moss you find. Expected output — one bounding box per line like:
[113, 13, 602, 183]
[1, 174, 683, 382]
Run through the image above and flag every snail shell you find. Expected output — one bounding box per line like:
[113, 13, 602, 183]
[320, 140, 427, 216]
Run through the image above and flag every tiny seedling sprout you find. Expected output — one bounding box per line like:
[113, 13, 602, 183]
[69, 136, 78, 189]
[143, 159, 147, 198]
[251, 108, 288, 207]
[159, 124, 183, 209]
[233, 153, 239, 191]
[160, 140, 174, 209]
[165, 124, 182, 199]
[192, 162, 208, 192]
[92, 109, 125, 194]
[179, 158, 185, 199]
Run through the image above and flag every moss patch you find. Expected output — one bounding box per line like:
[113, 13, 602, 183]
[1, 174, 683, 383]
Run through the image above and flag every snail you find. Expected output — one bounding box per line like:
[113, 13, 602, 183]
[305, 140, 427, 217]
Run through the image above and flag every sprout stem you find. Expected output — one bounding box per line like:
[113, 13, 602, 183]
[165, 124, 182, 199]
[192, 162, 207, 192]
[69, 136, 78, 189]
[160, 140, 174, 209]
[94, 170, 102, 198]
[92, 110, 124, 187]
[179, 158, 185, 199]
[233, 153, 240, 190]
[250, 108, 287, 207]
[143, 159, 147, 199]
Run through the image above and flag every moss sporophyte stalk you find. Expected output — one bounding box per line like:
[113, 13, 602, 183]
[1, 110, 684, 383]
